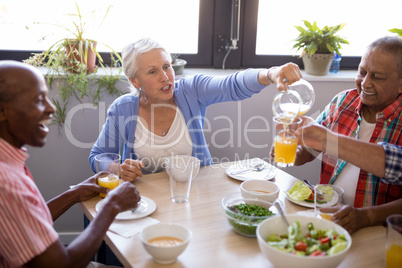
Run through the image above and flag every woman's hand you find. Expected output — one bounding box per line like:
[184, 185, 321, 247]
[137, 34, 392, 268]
[268, 63, 303, 92]
[120, 159, 145, 182]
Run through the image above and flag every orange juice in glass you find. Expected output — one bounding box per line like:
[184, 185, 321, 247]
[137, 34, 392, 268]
[95, 153, 121, 198]
[387, 244, 402, 268]
[274, 134, 298, 166]
[319, 213, 333, 221]
[273, 117, 301, 168]
[98, 174, 119, 198]
[386, 215, 402, 268]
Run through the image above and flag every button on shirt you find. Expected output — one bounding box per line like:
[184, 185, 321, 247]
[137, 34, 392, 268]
[0, 138, 58, 267]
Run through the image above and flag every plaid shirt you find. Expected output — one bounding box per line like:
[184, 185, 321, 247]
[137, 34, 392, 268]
[316, 89, 402, 208]
[380, 142, 402, 185]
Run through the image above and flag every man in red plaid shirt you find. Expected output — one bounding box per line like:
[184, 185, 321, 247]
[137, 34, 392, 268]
[295, 36, 402, 234]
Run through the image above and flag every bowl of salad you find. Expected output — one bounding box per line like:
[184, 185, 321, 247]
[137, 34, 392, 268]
[222, 192, 277, 237]
[256, 215, 352, 267]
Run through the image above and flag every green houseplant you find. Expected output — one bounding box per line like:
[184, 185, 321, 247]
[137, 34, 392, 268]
[389, 28, 402, 37]
[293, 20, 349, 75]
[171, 54, 187, 75]
[38, 2, 122, 73]
[24, 2, 127, 134]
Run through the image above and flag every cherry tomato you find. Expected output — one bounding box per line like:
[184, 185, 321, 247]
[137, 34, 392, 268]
[320, 237, 331, 244]
[295, 241, 308, 252]
[310, 250, 326, 257]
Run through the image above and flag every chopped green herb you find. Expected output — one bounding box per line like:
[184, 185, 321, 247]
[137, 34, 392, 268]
[227, 203, 275, 237]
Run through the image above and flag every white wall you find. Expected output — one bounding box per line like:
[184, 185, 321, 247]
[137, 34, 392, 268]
[25, 69, 356, 243]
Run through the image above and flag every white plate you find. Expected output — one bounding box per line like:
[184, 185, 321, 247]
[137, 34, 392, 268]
[225, 158, 276, 181]
[285, 189, 339, 208]
[95, 196, 156, 220]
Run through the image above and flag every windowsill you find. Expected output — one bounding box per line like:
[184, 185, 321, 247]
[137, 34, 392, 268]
[35, 66, 357, 83]
[178, 68, 357, 82]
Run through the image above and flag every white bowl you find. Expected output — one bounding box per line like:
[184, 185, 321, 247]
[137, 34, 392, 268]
[256, 215, 352, 268]
[240, 180, 280, 203]
[140, 223, 192, 264]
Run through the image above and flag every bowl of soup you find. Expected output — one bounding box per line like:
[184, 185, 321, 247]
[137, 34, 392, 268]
[140, 223, 192, 264]
[240, 180, 280, 203]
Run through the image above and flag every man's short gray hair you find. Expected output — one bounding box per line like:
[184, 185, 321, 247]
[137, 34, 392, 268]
[366, 36, 402, 77]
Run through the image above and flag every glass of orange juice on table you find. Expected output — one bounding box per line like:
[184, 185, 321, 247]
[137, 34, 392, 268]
[386, 215, 402, 268]
[313, 184, 344, 221]
[273, 117, 302, 167]
[95, 153, 121, 198]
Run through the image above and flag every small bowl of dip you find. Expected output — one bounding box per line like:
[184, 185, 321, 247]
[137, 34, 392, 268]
[140, 223, 192, 264]
[240, 180, 280, 203]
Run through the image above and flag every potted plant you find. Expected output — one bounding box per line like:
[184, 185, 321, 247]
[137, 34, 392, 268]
[389, 28, 402, 36]
[24, 2, 127, 134]
[171, 54, 187, 75]
[38, 1, 121, 74]
[292, 20, 349, 75]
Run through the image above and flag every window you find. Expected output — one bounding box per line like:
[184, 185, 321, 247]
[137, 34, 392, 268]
[255, 0, 402, 57]
[1, 0, 401, 69]
[0, 0, 213, 66]
[1, 0, 199, 53]
[241, 0, 401, 69]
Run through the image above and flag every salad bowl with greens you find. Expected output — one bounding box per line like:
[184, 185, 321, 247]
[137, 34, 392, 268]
[257, 215, 351, 267]
[221, 192, 278, 237]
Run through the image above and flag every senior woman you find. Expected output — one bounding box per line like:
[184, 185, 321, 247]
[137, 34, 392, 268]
[295, 36, 402, 233]
[89, 37, 302, 181]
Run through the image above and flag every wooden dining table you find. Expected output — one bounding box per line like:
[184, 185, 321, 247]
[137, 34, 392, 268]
[79, 160, 386, 268]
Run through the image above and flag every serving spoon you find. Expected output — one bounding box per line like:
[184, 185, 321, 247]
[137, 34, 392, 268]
[274, 201, 289, 227]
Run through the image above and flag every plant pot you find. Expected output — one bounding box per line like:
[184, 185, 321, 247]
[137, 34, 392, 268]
[302, 53, 334, 76]
[65, 41, 97, 73]
[172, 59, 187, 75]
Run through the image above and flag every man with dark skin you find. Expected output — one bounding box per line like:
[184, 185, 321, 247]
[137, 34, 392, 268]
[0, 60, 141, 268]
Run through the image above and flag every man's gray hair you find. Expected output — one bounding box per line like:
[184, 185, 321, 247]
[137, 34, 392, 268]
[367, 36, 402, 77]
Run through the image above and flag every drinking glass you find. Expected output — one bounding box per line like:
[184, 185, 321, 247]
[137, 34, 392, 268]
[165, 155, 196, 203]
[95, 153, 121, 198]
[386, 215, 402, 268]
[314, 184, 344, 220]
[273, 117, 302, 167]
